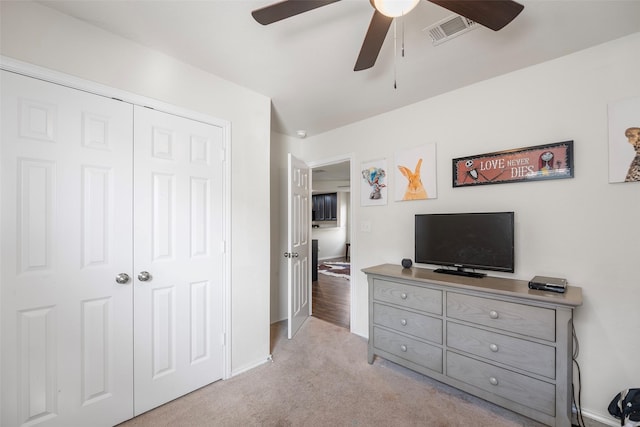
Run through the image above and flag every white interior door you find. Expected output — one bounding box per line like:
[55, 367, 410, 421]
[1, 70, 134, 426]
[287, 154, 312, 339]
[132, 106, 225, 414]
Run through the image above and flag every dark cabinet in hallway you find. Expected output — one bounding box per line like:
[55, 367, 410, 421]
[312, 193, 337, 221]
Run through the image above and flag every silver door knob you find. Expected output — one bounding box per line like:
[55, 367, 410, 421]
[115, 273, 130, 284]
[138, 271, 152, 282]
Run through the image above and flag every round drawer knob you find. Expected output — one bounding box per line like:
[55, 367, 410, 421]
[489, 343, 499, 352]
[489, 310, 499, 319]
[400, 344, 407, 352]
[489, 377, 499, 386]
[400, 319, 407, 326]
[400, 293, 408, 300]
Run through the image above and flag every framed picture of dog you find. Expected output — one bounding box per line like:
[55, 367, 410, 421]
[608, 96, 640, 183]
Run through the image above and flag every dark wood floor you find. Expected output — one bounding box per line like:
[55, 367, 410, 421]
[312, 257, 350, 330]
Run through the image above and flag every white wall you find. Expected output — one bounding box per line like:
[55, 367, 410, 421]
[312, 227, 347, 260]
[273, 33, 640, 424]
[1, 1, 272, 375]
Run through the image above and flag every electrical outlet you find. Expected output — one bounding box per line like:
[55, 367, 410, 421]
[361, 220, 371, 232]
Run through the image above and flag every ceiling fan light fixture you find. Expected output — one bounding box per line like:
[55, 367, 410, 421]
[372, 0, 419, 18]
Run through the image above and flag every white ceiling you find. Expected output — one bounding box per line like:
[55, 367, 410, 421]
[313, 161, 351, 182]
[40, 0, 640, 139]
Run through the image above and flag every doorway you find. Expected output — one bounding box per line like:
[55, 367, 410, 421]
[309, 159, 352, 330]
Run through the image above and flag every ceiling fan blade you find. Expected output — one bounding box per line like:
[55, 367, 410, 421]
[252, 0, 340, 25]
[354, 10, 393, 71]
[428, 0, 524, 31]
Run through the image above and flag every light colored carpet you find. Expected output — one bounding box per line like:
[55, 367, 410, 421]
[118, 317, 559, 426]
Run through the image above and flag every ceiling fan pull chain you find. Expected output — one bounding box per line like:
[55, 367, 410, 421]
[402, 14, 406, 58]
[393, 19, 398, 89]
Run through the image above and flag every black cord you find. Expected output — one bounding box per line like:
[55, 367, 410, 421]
[572, 359, 585, 427]
[571, 322, 586, 427]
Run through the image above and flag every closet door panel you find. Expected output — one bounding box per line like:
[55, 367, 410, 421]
[1, 70, 134, 427]
[133, 106, 224, 415]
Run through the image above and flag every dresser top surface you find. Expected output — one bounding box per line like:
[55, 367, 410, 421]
[363, 264, 583, 307]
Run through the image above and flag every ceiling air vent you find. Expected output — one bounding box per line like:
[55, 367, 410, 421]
[424, 15, 478, 46]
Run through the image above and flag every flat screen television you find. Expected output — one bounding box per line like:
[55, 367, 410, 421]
[415, 212, 514, 278]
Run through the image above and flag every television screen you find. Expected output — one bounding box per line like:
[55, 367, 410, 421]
[415, 212, 514, 276]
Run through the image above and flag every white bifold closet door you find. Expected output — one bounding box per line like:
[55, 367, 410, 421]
[132, 105, 224, 415]
[1, 70, 224, 427]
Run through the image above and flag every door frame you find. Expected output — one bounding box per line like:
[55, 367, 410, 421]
[0, 55, 233, 379]
[307, 154, 354, 332]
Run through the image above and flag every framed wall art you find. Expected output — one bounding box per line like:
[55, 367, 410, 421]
[394, 144, 437, 201]
[360, 158, 388, 206]
[608, 96, 640, 183]
[453, 141, 574, 188]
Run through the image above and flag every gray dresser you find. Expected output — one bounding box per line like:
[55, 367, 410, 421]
[363, 264, 583, 427]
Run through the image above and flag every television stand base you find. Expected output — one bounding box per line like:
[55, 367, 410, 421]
[434, 268, 486, 278]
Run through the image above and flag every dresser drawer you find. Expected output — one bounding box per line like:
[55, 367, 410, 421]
[447, 322, 555, 378]
[373, 303, 442, 344]
[447, 352, 555, 416]
[373, 279, 442, 315]
[373, 327, 442, 373]
[446, 293, 555, 341]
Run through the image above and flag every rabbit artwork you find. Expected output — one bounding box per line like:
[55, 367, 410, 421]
[398, 158, 428, 200]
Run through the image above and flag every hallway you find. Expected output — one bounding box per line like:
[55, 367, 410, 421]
[312, 257, 350, 329]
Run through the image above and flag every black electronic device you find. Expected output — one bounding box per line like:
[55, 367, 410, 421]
[401, 258, 412, 269]
[415, 212, 514, 278]
[528, 276, 567, 293]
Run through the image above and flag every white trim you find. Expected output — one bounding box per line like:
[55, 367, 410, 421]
[221, 122, 232, 380]
[579, 409, 617, 427]
[307, 154, 354, 334]
[0, 56, 227, 128]
[230, 356, 272, 377]
[0, 55, 233, 380]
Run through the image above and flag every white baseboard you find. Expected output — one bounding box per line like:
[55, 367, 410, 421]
[578, 408, 618, 427]
[230, 356, 271, 377]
